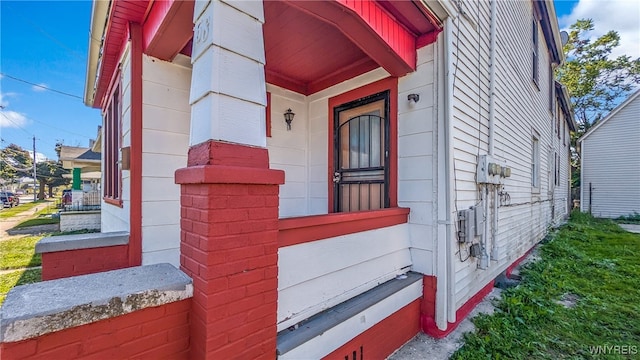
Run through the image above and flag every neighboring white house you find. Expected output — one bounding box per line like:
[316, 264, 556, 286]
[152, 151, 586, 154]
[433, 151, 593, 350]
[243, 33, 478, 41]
[579, 89, 640, 218]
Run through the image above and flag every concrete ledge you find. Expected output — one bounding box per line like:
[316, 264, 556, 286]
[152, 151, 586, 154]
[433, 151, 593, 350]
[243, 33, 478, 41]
[277, 272, 422, 356]
[0, 263, 193, 343]
[35, 231, 129, 253]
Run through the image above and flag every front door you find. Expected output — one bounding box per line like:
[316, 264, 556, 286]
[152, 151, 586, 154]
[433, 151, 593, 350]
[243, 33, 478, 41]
[333, 91, 390, 212]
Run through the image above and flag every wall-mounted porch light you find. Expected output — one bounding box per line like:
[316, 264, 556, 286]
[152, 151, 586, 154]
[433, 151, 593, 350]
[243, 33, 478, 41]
[284, 108, 295, 131]
[407, 93, 420, 103]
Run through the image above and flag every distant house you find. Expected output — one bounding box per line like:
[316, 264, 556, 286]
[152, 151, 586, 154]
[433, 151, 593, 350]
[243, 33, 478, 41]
[7, 1, 575, 359]
[58, 145, 101, 192]
[579, 89, 640, 218]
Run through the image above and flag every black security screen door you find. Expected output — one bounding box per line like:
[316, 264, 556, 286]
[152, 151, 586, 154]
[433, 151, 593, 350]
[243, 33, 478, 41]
[333, 91, 390, 212]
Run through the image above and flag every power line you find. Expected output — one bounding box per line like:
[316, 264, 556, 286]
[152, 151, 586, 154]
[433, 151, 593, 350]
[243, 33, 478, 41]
[0, 111, 32, 136]
[0, 73, 83, 100]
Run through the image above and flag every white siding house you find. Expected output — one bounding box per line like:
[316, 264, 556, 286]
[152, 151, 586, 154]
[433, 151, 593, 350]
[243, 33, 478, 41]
[68, 0, 574, 357]
[579, 89, 640, 218]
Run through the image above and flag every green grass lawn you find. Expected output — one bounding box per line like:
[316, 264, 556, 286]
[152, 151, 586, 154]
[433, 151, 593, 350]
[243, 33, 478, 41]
[13, 215, 60, 229]
[0, 268, 41, 305]
[453, 211, 640, 359]
[0, 200, 46, 219]
[0, 236, 42, 270]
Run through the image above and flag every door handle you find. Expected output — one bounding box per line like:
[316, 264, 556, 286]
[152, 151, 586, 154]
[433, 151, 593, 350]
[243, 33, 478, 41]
[333, 172, 341, 183]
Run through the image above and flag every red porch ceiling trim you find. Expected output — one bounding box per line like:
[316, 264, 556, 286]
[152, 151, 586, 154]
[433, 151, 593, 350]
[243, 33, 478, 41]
[284, 0, 416, 77]
[143, 0, 194, 61]
[93, 0, 150, 109]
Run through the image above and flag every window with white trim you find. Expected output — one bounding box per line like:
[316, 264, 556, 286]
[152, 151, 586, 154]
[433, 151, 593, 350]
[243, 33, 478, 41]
[532, 134, 540, 192]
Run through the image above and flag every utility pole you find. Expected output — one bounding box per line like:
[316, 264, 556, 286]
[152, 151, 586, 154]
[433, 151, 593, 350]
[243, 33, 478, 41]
[33, 136, 37, 202]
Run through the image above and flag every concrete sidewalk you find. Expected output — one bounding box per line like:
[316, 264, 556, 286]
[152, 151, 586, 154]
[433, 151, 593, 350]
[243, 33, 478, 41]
[388, 288, 502, 360]
[619, 223, 640, 234]
[0, 201, 56, 239]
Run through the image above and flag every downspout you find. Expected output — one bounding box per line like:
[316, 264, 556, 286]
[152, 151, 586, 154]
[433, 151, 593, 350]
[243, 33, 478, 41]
[488, 0, 499, 262]
[443, 16, 457, 326]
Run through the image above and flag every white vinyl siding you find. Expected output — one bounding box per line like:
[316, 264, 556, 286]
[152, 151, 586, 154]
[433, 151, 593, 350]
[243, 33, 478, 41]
[447, 0, 557, 310]
[140, 54, 191, 267]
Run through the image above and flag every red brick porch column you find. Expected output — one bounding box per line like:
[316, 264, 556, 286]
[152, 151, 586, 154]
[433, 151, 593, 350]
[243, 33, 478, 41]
[175, 140, 284, 359]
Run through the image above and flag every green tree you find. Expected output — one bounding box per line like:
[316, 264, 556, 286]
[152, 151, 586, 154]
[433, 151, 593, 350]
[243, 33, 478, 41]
[557, 19, 640, 186]
[0, 144, 33, 184]
[36, 161, 70, 199]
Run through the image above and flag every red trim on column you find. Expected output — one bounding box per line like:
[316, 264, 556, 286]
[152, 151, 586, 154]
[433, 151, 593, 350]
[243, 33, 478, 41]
[187, 140, 270, 168]
[177, 140, 284, 358]
[322, 299, 421, 360]
[278, 207, 409, 247]
[327, 77, 399, 212]
[129, 22, 143, 267]
[421, 280, 495, 339]
[143, 0, 194, 61]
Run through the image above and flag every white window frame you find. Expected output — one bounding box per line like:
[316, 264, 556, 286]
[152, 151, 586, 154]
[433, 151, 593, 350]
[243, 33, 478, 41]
[532, 134, 540, 192]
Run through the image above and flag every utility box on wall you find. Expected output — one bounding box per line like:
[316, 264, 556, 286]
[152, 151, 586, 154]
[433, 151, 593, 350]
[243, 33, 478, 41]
[477, 154, 510, 184]
[457, 208, 475, 243]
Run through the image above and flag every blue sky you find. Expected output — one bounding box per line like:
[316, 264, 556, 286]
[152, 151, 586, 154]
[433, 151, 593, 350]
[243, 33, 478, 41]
[1, 1, 99, 160]
[1, 0, 637, 161]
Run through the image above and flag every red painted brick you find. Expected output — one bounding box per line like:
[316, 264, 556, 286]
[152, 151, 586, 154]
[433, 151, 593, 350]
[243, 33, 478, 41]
[246, 277, 278, 297]
[204, 332, 229, 349]
[323, 300, 420, 360]
[0, 339, 37, 360]
[226, 245, 265, 261]
[35, 343, 82, 359]
[41, 245, 129, 281]
[264, 265, 278, 279]
[248, 207, 279, 220]
[248, 185, 279, 195]
[192, 276, 228, 293]
[228, 269, 264, 288]
[200, 234, 250, 251]
[198, 286, 247, 310]
[207, 312, 249, 334]
[226, 294, 266, 316]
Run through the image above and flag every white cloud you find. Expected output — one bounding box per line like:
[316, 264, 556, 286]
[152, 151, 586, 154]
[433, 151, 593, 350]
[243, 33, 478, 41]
[0, 110, 28, 129]
[0, 93, 8, 108]
[558, 0, 640, 59]
[32, 83, 48, 92]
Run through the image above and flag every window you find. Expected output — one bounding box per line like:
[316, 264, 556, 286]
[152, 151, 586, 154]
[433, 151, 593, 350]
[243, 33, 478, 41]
[333, 91, 389, 212]
[103, 82, 121, 204]
[555, 153, 560, 186]
[531, 135, 540, 191]
[532, 18, 539, 87]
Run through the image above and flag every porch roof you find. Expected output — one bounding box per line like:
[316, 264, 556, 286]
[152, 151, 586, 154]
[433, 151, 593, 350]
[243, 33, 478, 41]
[85, 0, 443, 107]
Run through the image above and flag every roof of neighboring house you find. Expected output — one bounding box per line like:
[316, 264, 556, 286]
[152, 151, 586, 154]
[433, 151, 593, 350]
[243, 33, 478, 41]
[76, 149, 101, 161]
[578, 88, 640, 143]
[58, 146, 90, 161]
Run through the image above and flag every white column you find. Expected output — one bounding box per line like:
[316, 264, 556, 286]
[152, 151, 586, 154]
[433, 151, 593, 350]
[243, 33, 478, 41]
[189, 0, 267, 147]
